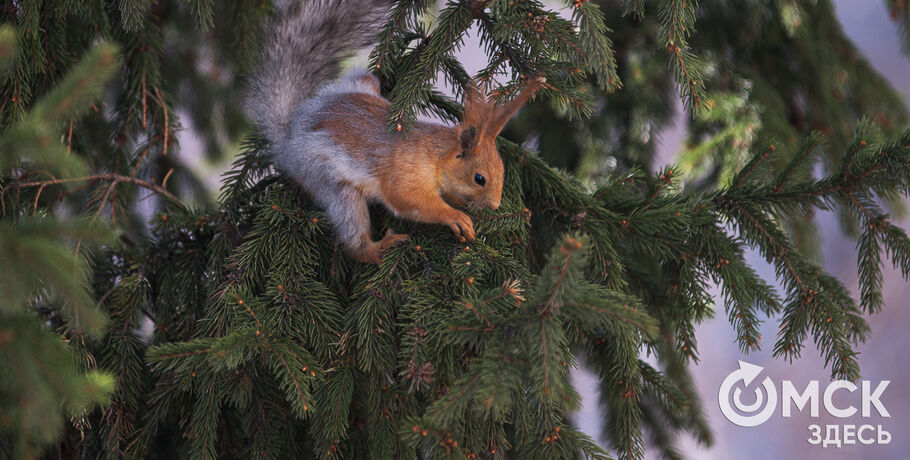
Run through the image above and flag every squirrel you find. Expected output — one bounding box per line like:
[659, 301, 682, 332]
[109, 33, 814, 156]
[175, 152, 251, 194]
[246, 0, 545, 264]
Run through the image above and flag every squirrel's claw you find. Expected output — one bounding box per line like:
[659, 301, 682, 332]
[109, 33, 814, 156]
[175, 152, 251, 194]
[379, 229, 409, 250]
[376, 230, 409, 261]
[447, 211, 475, 243]
[352, 230, 409, 264]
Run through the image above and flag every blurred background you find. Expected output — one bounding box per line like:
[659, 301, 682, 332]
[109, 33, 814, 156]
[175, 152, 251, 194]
[571, 1, 910, 458]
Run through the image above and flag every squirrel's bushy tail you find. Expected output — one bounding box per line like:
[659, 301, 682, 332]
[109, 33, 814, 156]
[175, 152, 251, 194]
[246, 0, 386, 143]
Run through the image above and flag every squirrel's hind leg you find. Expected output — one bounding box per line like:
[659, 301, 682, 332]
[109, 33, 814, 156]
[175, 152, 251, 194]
[376, 229, 409, 256]
[324, 186, 407, 264]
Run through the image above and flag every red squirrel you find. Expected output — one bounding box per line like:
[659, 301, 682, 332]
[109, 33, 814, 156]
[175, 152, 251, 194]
[247, 0, 544, 264]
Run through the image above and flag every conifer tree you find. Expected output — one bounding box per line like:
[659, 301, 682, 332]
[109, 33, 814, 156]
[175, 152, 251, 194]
[0, 27, 119, 458]
[2, 1, 910, 459]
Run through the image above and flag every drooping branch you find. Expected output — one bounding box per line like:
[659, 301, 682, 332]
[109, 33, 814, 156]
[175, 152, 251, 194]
[4, 172, 183, 207]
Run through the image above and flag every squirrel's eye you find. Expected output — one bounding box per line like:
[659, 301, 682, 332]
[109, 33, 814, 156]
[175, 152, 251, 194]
[474, 173, 486, 186]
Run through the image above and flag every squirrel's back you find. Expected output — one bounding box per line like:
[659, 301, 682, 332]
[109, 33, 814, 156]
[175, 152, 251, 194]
[245, 0, 386, 144]
[281, 72, 392, 203]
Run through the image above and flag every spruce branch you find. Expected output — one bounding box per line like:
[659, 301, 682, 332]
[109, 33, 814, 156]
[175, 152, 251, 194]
[571, 0, 621, 91]
[773, 132, 823, 191]
[731, 144, 776, 190]
[657, 0, 704, 111]
[386, 0, 474, 129]
[4, 173, 183, 207]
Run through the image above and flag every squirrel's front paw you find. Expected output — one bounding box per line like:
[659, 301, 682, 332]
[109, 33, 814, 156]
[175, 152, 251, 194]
[446, 211, 475, 243]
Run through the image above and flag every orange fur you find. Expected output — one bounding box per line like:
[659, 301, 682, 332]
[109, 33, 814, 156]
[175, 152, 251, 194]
[314, 76, 545, 262]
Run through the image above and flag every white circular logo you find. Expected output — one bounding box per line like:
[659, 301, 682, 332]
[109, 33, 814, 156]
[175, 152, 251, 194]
[718, 360, 777, 427]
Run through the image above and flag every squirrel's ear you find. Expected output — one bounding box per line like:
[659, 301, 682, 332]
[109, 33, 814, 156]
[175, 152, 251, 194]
[487, 76, 546, 136]
[463, 84, 484, 113]
[458, 126, 478, 158]
[462, 82, 491, 131]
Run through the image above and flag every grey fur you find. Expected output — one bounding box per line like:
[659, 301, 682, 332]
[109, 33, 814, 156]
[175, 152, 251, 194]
[246, 0, 386, 144]
[278, 72, 386, 251]
[247, 2, 394, 260]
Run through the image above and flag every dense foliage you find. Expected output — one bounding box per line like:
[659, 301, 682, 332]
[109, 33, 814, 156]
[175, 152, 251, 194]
[2, 1, 910, 459]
